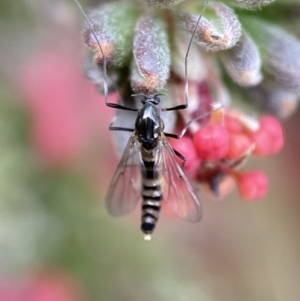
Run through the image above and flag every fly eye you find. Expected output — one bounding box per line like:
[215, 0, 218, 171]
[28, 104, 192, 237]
[142, 98, 148, 104]
[153, 96, 160, 104]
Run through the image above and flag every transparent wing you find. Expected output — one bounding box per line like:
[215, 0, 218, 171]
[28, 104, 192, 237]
[159, 135, 201, 222]
[105, 134, 142, 216]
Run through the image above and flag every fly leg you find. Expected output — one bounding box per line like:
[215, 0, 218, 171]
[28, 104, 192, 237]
[172, 148, 186, 168]
[108, 122, 134, 132]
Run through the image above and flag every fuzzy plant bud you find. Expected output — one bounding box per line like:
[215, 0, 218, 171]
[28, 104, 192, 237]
[83, 2, 138, 66]
[83, 48, 117, 93]
[221, 32, 262, 86]
[144, 0, 184, 6]
[178, 2, 241, 51]
[242, 17, 300, 92]
[246, 82, 299, 119]
[172, 31, 207, 82]
[131, 15, 171, 93]
[233, 0, 275, 9]
[264, 28, 300, 92]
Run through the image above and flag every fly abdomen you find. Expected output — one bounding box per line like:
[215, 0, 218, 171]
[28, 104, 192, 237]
[140, 156, 163, 238]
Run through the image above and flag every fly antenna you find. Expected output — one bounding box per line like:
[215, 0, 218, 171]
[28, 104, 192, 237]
[73, 0, 108, 99]
[184, 0, 211, 105]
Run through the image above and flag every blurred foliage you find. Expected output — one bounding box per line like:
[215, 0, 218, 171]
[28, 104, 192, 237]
[0, 0, 30, 21]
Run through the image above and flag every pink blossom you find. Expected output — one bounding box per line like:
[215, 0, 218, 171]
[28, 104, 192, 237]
[19, 47, 114, 166]
[0, 269, 85, 301]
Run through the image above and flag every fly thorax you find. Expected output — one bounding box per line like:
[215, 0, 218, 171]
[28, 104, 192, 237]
[135, 103, 161, 150]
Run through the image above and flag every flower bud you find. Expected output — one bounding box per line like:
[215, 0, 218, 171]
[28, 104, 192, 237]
[143, 0, 184, 6]
[233, 0, 275, 9]
[221, 32, 262, 86]
[242, 18, 300, 92]
[83, 2, 138, 65]
[172, 31, 207, 82]
[83, 48, 117, 93]
[264, 28, 300, 92]
[226, 133, 252, 160]
[246, 81, 299, 119]
[178, 3, 241, 51]
[170, 137, 201, 175]
[193, 125, 229, 160]
[131, 15, 171, 93]
[236, 170, 269, 201]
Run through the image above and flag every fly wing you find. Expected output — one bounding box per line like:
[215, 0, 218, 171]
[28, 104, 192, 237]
[159, 135, 201, 222]
[105, 134, 142, 216]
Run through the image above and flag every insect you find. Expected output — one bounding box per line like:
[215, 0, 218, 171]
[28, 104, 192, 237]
[73, 0, 211, 240]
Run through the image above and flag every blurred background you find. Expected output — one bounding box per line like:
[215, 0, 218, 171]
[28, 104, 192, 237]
[0, 0, 299, 300]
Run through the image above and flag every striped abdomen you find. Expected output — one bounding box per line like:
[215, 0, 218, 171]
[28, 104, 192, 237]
[140, 148, 162, 235]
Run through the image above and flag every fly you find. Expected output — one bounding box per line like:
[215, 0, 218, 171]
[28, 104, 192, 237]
[106, 94, 202, 240]
[73, 0, 211, 240]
